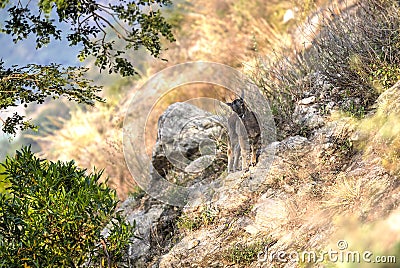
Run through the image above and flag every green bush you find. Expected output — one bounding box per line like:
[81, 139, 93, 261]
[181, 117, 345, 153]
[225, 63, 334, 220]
[0, 146, 134, 267]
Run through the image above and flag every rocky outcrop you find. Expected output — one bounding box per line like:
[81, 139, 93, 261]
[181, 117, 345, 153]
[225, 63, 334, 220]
[150, 102, 227, 186]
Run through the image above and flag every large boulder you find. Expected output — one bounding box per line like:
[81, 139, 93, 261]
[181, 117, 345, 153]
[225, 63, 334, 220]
[150, 102, 228, 186]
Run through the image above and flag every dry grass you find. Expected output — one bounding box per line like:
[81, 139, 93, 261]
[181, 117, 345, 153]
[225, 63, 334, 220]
[327, 211, 400, 268]
[251, 0, 400, 139]
[356, 82, 400, 176]
[158, 0, 302, 72]
[32, 103, 134, 200]
[322, 175, 363, 212]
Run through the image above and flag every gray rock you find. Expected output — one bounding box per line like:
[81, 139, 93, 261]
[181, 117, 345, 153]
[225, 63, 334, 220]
[126, 205, 165, 262]
[298, 96, 316, 105]
[272, 135, 310, 154]
[293, 103, 324, 130]
[151, 102, 227, 185]
[120, 197, 181, 266]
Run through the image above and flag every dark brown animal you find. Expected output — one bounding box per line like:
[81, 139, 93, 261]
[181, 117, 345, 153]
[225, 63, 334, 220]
[226, 98, 261, 172]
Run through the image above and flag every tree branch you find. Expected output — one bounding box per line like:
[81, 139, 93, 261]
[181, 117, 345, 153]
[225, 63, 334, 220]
[96, 5, 130, 35]
[92, 12, 129, 41]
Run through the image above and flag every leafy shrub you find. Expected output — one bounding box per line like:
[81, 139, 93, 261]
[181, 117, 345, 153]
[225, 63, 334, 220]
[0, 147, 134, 267]
[253, 50, 312, 139]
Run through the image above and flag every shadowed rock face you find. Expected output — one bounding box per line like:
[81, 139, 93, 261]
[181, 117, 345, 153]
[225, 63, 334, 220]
[150, 102, 227, 186]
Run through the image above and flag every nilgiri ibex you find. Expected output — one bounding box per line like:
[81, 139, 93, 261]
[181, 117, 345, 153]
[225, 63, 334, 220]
[226, 97, 261, 172]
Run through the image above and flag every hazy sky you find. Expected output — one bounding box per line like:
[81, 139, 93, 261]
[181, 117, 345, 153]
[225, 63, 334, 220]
[0, 30, 81, 67]
[0, 2, 82, 67]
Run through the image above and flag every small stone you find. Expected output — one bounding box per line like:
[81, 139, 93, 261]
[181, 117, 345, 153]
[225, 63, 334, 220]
[283, 184, 295, 193]
[323, 142, 333, 149]
[283, 9, 295, 23]
[326, 101, 335, 110]
[187, 239, 200, 250]
[298, 96, 316, 105]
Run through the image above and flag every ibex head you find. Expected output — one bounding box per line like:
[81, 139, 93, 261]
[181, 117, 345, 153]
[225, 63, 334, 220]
[226, 98, 246, 118]
[226, 89, 247, 117]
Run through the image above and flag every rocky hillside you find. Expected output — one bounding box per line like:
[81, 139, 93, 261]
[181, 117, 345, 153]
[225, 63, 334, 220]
[120, 80, 400, 267]
[117, 0, 400, 267]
